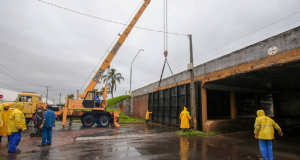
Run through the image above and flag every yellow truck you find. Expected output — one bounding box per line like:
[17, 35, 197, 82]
[5, 92, 61, 123]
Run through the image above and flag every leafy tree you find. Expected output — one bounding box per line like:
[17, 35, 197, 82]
[68, 94, 74, 99]
[101, 68, 124, 98]
[93, 89, 98, 91]
[100, 87, 105, 92]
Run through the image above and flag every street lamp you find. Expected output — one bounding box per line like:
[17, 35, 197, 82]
[130, 49, 144, 95]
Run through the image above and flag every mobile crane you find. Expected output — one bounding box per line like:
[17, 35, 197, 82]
[61, 0, 151, 129]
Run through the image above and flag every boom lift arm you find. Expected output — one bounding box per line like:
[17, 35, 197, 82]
[62, 0, 151, 129]
[77, 0, 151, 101]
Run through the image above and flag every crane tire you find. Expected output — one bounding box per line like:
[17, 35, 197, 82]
[98, 116, 110, 128]
[82, 115, 95, 127]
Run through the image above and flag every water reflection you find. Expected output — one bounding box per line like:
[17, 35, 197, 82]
[179, 137, 191, 160]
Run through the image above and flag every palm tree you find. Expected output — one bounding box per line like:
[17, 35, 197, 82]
[101, 68, 124, 98]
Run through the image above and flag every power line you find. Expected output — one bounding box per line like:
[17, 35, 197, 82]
[170, 10, 300, 71]
[79, 1, 144, 93]
[38, 0, 187, 36]
[0, 64, 43, 87]
[133, 20, 300, 89]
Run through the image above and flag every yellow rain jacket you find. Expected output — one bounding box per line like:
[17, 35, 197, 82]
[254, 110, 281, 140]
[145, 110, 152, 120]
[0, 107, 13, 136]
[179, 107, 191, 129]
[0, 104, 3, 127]
[0, 104, 3, 112]
[8, 103, 27, 133]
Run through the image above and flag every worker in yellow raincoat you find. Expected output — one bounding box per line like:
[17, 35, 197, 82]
[179, 107, 191, 132]
[0, 103, 13, 142]
[145, 110, 152, 123]
[0, 104, 3, 128]
[7, 102, 27, 153]
[254, 110, 283, 160]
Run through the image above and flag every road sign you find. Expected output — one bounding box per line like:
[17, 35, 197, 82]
[0, 95, 3, 99]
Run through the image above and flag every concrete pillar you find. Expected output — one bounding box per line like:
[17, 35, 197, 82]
[272, 93, 279, 117]
[230, 91, 237, 119]
[254, 93, 260, 112]
[201, 86, 207, 123]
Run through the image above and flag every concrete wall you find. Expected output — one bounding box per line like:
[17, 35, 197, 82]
[132, 94, 148, 120]
[109, 97, 131, 116]
[203, 119, 255, 132]
[132, 26, 300, 97]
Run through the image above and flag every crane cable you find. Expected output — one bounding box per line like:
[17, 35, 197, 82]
[157, 0, 177, 90]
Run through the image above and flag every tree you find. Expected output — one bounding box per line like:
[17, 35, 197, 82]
[101, 68, 124, 98]
[100, 87, 105, 92]
[68, 94, 74, 99]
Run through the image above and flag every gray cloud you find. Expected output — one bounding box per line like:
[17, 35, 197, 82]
[1, 0, 300, 102]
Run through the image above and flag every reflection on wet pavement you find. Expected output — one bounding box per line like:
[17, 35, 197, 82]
[1, 122, 300, 160]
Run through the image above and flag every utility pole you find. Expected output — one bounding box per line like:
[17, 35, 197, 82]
[59, 93, 62, 104]
[53, 99, 55, 105]
[77, 90, 79, 99]
[130, 49, 144, 95]
[44, 86, 51, 104]
[188, 34, 197, 130]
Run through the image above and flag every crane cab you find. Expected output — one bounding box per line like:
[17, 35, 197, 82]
[82, 91, 104, 108]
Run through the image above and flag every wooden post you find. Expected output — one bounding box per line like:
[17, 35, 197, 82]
[230, 91, 237, 119]
[201, 83, 207, 123]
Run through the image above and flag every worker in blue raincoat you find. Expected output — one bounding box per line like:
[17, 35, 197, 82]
[38, 105, 56, 147]
[7, 102, 27, 153]
[95, 94, 100, 107]
[254, 110, 283, 160]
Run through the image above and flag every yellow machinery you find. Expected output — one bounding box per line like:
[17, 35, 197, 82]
[62, 0, 151, 129]
[4, 93, 50, 123]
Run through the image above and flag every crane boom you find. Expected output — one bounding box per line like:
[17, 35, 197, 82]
[78, 0, 151, 99]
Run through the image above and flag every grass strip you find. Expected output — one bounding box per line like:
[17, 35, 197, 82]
[106, 108, 144, 124]
[106, 95, 130, 108]
[176, 129, 219, 136]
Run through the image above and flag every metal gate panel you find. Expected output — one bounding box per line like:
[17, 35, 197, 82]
[148, 93, 153, 121]
[153, 92, 158, 122]
[163, 89, 170, 124]
[148, 82, 200, 128]
[158, 90, 163, 123]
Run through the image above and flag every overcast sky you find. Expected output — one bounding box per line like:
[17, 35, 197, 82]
[0, 0, 300, 103]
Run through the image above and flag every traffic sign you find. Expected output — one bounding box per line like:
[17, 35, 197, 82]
[0, 95, 3, 99]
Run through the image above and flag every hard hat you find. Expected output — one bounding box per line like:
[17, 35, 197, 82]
[3, 103, 10, 107]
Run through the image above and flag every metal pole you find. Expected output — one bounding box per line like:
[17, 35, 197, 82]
[130, 67, 132, 95]
[44, 86, 51, 104]
[77, 90, 79, 99]
[130, 49, 144, 95]
[189, 34, 197, 130]
[60, 93, 62, 104]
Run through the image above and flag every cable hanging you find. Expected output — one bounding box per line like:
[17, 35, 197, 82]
[157, 0, 177, 90]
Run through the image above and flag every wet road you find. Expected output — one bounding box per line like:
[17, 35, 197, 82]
[1, 123, 300, 160]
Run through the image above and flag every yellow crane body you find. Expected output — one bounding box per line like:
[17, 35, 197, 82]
[62, 0, 151, 129]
